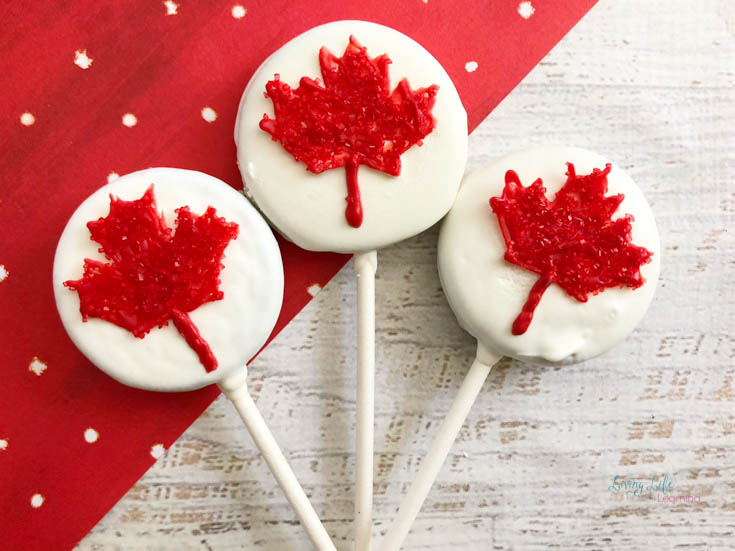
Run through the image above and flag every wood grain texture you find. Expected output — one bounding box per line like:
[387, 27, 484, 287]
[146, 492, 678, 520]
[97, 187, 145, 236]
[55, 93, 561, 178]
[76, 1, 735, 549]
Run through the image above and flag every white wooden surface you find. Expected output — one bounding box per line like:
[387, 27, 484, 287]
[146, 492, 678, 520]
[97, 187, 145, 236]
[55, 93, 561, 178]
[76, 1, 735, 549]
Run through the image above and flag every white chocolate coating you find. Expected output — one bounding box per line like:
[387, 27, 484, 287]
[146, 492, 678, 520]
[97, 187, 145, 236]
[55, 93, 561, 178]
[438, 146, 660, 364]
[53, 168, 284, 392]
[235, 20, 468, 253]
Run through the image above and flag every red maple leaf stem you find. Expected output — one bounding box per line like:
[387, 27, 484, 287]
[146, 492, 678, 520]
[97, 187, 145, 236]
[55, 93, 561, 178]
[345, 156, 363, 228]
[511, 277, 552, 335]
[171, 309, 218, 372]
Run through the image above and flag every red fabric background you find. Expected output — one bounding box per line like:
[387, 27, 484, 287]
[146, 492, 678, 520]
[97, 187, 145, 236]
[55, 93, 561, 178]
[0, 1, 596, 549]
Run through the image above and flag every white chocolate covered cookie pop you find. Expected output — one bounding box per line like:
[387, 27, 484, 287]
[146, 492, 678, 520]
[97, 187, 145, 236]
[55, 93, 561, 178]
[236, 21, 468, 551]
[53, 168, 336, 551]
[235, 20, 468, 253]
[440, 146, 660, 364]
[381, 146, 660, 550]
[54, 168, 283, 392]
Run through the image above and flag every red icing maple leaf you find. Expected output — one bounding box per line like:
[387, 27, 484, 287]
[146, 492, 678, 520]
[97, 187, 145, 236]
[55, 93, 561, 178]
[259, 35, 439, 228]
[490, 163, 653, 335]
[64, 186, 239, 372]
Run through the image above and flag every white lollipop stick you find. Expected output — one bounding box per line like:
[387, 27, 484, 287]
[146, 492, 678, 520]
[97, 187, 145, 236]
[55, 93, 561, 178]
[220, 372, 337, 551]
[355, 250, 378, 551]
[379, 343, 500, 551]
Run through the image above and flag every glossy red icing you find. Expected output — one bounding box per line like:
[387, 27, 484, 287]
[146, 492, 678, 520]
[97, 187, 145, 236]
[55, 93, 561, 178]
[260, 35, 439, 228]
[64, 186, 239, 372]
[490, 164, 653, 335]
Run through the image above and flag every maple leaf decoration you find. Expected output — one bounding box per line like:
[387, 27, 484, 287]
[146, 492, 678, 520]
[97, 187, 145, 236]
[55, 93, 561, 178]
[259, 35, 439, 228]
[64, 186, 239, 372]
[490, 163, 653, 335]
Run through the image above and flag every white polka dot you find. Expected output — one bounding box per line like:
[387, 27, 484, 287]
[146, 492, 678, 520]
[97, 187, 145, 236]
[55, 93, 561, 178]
[164, 0, 178, 15]
[122, 113, 138, 127]
[518, 1, 535, 19]
[151, 444, 166, 459]
[201, 107, 218, 122]
[231, 5, 247, 18]
[30, 494, 44, 508]
[29, 357, 47, 376]
[0, 265, 7, 283]
[465, 61, 478, 73]
[20, 112, 35, 126]
[0, 439, 8, 451]
[107, 172, 120, 183]
[84, 428, 99, 443]
[74, 49, 93, 69]
[307, 283, 322, 297]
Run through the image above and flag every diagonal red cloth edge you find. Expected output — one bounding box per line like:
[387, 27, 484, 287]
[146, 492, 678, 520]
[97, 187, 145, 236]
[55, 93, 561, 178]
[0, 1, 597, 549]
